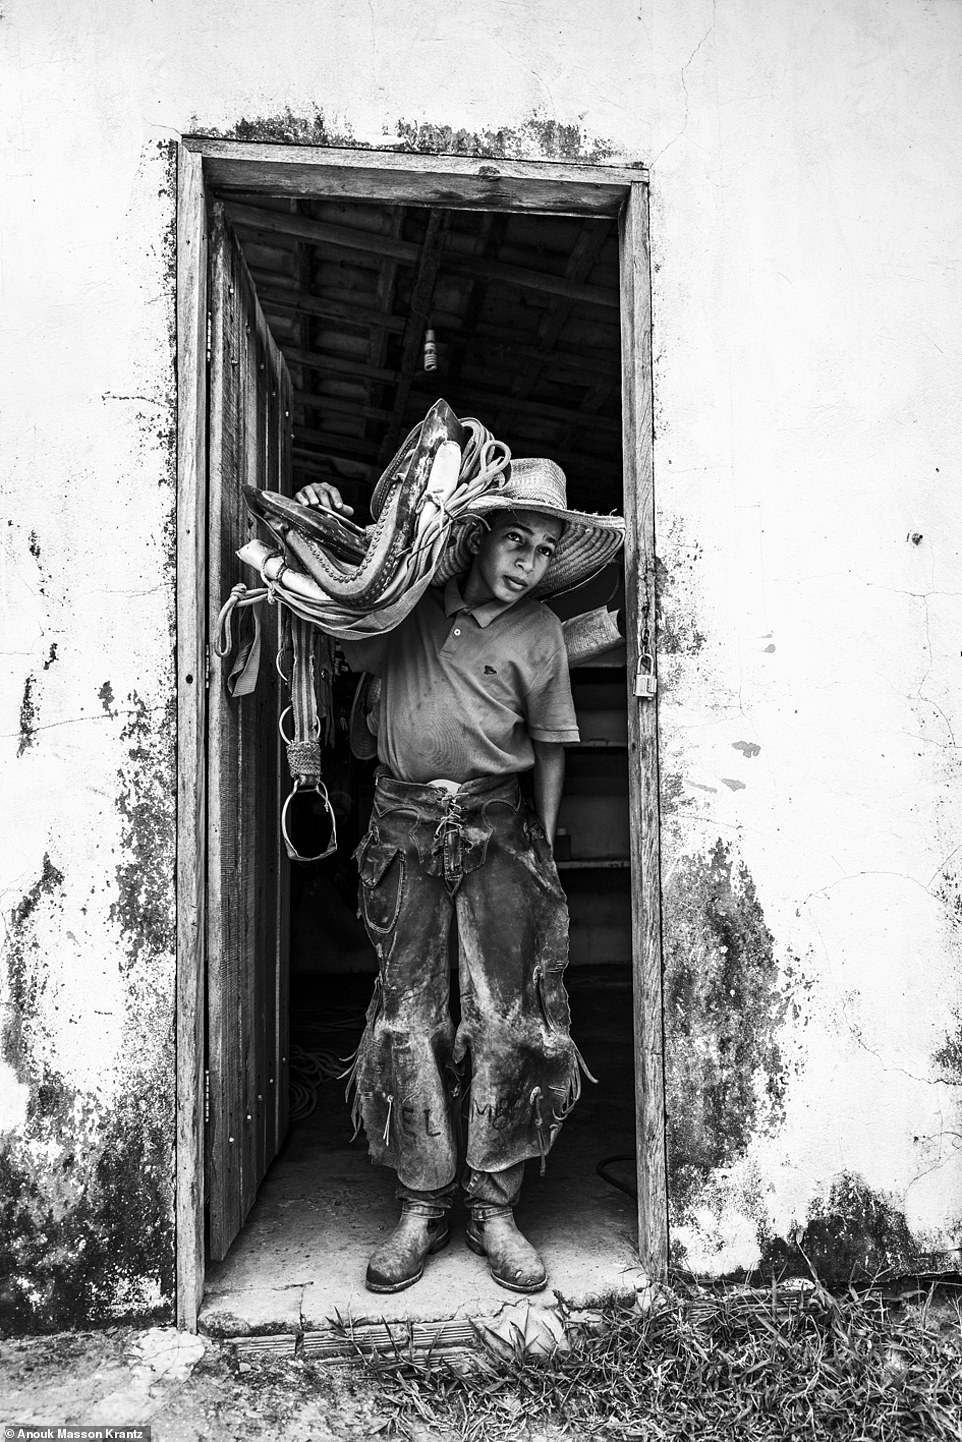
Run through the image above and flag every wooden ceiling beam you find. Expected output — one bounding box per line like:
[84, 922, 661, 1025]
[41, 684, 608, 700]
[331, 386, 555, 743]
[443, 213, 506, 390]
[284, 347, 397, 384]
[230, 200, 421, 261]
[228, 202, 617, 308]
[294, 390, 392, 423]
[510, 221, 613, 409]
[554, 374, 620, 457]
[295, 425, 380, 459]
[292, 449, 374, 485]
[377, 210, 448, 468]
[253, 279, 406, 334]
[408, 376, 619, 435]
[291, 202, 312, 393]
[536, 449, 621, 485]
[368, 208, 405, 374]
[253, 272, 616, 369]
[441, 328, 618, 380]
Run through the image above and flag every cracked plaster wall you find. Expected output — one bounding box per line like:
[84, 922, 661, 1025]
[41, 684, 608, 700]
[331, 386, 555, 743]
[1, 0, 961, 1327]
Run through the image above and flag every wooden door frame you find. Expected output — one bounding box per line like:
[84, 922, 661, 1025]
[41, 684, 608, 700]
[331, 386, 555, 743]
[175, 137, 665, 1331]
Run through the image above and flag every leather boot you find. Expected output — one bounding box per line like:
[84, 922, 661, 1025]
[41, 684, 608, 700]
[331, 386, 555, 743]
[365, 1201, 450, 1294]
[465, 1204, 547, 1294]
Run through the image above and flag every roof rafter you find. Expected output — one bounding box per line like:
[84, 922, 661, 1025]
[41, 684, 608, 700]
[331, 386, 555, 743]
[227, 201, 618, 308]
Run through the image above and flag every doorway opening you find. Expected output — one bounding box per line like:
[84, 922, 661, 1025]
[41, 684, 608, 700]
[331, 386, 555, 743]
[175, 143, 663, 1334]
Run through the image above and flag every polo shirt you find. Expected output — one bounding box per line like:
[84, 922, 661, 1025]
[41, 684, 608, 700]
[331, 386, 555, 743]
[341, 579, 580, 784]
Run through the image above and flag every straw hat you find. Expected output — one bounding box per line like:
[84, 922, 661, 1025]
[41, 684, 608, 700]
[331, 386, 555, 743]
[433, 457, 624, 599]
[349, 674, 381, 760]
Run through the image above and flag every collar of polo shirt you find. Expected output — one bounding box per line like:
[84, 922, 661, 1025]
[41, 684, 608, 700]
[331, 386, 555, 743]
[442, 578, 518, 629]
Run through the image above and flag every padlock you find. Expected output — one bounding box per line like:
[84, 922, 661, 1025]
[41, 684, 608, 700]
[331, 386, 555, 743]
[635, 652, 657, 699]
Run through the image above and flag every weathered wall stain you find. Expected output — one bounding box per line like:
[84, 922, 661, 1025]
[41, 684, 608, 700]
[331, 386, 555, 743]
[17, 676, 37, 756]
[663, 840, 795, 1227]
[196, 106, 361, 147]
[149, 138, 179, 605]
[194, 108, 614, 163]
[394, 117, 614, 162]
[758, 1173, 926, 1286]
[18, 643, 58, 753]
[0, 1062, 173, 1335]
[655, 551, 707, 659]
[3, 855, 65, 1071]
[660, 770, 696, 818]
[2, 800, 174, 1333]
[933, 1012, 962, 1085]
[732, 740, 761, 758]
[27, 530, 47, 595]
[110, 690, 176, 974]
[933, 1014, 962, 1241]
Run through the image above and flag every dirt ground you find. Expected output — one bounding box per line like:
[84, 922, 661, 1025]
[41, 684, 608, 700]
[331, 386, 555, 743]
[0, 1326, 449, 1442]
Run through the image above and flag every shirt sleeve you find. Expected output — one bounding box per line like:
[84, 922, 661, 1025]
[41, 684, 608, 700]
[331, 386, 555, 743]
[524, 618, 580, 744]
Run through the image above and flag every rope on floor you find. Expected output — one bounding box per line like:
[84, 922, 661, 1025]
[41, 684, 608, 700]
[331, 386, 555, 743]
[596, 1152, 638, 1200]
[289, 1044, 346, 1121]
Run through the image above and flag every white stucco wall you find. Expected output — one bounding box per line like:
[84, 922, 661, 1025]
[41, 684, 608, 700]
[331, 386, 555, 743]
[1, 0, 960, 1322]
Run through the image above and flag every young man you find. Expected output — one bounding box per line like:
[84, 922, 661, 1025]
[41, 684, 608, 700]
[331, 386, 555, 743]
[296, 459, 624, 1295]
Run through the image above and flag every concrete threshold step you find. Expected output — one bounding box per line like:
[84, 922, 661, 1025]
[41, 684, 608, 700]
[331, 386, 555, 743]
[212, 1292, 642, 1364]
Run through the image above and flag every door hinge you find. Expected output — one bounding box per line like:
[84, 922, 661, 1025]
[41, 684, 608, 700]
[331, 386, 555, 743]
[204, 1068, 210, 1125]
[205, 643, 211, 690]
[206, 311, 212, 365]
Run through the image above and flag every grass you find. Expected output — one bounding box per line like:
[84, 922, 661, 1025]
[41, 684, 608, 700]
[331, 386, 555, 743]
[347, 1280, 962, 1441]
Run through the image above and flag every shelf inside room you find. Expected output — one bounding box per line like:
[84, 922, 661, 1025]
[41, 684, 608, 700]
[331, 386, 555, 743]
[557, 858, 630, 870]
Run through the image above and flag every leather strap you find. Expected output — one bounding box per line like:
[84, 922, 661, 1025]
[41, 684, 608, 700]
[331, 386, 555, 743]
[277, 613, 338, 863]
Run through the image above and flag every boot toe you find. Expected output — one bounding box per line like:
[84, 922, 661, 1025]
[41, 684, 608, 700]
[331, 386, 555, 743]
[491, 1259, 547, 1294]
[365, 1257, 424, 1294]
[465, 1214, 547, 1294]
[365, 1215, 450, 1293]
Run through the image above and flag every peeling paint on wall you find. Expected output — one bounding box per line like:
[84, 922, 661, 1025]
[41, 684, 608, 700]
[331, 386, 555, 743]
[663, 840, 798, 1228]
[3, 856, 65, 1058]
[17, 676, 37, 756]
[660, 770, 696, 818]
[1, 831, 174, 1333]
[758, 1173, 927, 1286]
[655, 549, 707, 660]
[0, 1062, 173, 1335]
[110, 691, 176, 975]
[196, 106, 362, 148]
[193, 107, 614, 163]
[393, 116, 614, 162]
[933, 1013, 962, 1086]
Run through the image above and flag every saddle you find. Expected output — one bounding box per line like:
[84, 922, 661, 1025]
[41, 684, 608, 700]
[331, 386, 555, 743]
[217, 399, 512, 860]
[237, 399, 510, 636]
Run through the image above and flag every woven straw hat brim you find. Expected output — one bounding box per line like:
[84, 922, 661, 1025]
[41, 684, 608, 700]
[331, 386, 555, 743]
[348, 673, 380, 760]
[433, 497, 625, 599]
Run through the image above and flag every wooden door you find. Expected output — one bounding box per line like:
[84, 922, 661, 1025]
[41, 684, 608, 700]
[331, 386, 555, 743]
[206, 202, 292, 1260]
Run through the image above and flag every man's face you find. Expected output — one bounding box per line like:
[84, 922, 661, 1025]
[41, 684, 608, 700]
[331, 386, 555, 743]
[465, 509, 564, 607]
